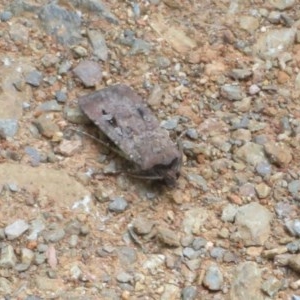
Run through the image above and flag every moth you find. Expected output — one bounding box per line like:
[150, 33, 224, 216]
[77, 84, 181, 186]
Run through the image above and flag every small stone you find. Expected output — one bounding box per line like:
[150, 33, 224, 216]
[160, 117, 178, 130]
[142, 254, 165, 274]
[269, 0, 295, 10]
[132, 218, 154, 235]
[161, 284, 180, 300]
[41, 53, 59, 67]
[21, 248, 34, 265]
[56, 139, 82, 156]
[186, 174, 208, 191]
[229, 68, 252, 80]
[255, 161, 272, 177]
[25, 70, 43, 87]
[220, 84, 245, 101]
[264, 142, 292, 167]
[234, 142, 267, 166]
[58, 60, 72, 74]
[43, 228, 65, 242]
[87, 30, 108, 61]
[7, 182, 19, 192]
[5, 219, 29, 240]
[34, 114, 60, 138]
[35, 276, 64, 292]
[108, 196, 128, 212]
[37, 100, 62, 112]
[72, 45, 88, 57]
[0, 277, 12, 294]
[285, 219, 300, 237]
[261, 276, 283, 297]
[157, 227, 180, 247]
[255, 182, 271, 199]
[69, 234, 79, 247]
[73, 60, 102, 87]
[233, 202, 273, 246]
[0, 245, 17, 268]
[156, 56, 171, 68]
[221, 204, 238, 222]
[0, 11, 13, 22]
[288, 180, 300, 197]
[288, 254, 300, 273]
[0, 119, 18, 138]
[186, 128, 198, 140]
[55, 90, 67, 103]
[116, 272, 133, 283]
[192, 237, 207, 250]
[203, 264, 223, 291]
[230, 262, 263, 300]
[63, 106, 90, 124]
[181, 286, 197, 300]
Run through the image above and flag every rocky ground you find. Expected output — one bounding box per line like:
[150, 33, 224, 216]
[0, 0, 300, 299]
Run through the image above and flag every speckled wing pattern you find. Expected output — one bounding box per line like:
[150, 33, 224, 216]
[78, 84, 181, 173]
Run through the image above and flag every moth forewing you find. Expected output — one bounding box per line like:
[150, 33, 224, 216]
[78, 84, 181, 186]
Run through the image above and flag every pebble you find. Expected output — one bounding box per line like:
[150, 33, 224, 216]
[63, 106, 90, 124]
[73, 60, 102, 87]
[0, 11, 13, 22]
[142, 254, 165, 274]
[5, 219, 29, 240]
[157, 227, 180, 247]
[25, 146, 41, 167]
[192, 237, 207, 250]
[0, 119, 18, 138]
[132, 218, 154, 235]
[288, 180, 300, 197]
[38, 3, 81, 46]
[116, 272, 133, 283]
[220, 84, 245, 101]
[186, 173, 208, 191]
[25, 70, 43, 87]
[7, 182, 19, 192]
[37, 100, 62, 112]
[117, 246, 137, 265]
[234, 142, 266, 166]
[55, 90, 67, 103]
[87, 30, 108, 61]
[34, 114, 60, 138]
[181, 286, 197, 300]
[21, 248, 34, 265]
[233, 202, 272, 246]
[56, 139, 82, 157]
[0, 277, 12, 294]
[202, 264, 223, 291]
[264, 142, 292, 167]
[161, 283, 180, 300]
[160, 117, 179, 130]
[108, 196, 128, 212]
[43, 228, 65, 243]
[288, 254, 300, 273]
[269, 0, 295, 10]
[221, 204, 238, 222]
[285, 219, 300, 237]
[230, 262, 263, 300]
[261, 276, 283, 297]
[255, 161, 272, 177]
[255, 182, 271, 198]
[0, 245, 17, 268]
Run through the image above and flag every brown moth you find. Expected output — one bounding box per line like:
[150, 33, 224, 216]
[77, 84, 181, 186]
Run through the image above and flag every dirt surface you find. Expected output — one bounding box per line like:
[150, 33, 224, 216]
[0, 0, 300, 299]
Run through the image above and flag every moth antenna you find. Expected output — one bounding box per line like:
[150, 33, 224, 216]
[68, 127, 125, 157]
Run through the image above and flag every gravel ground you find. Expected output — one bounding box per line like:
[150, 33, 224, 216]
[0, 0, 300, 299]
